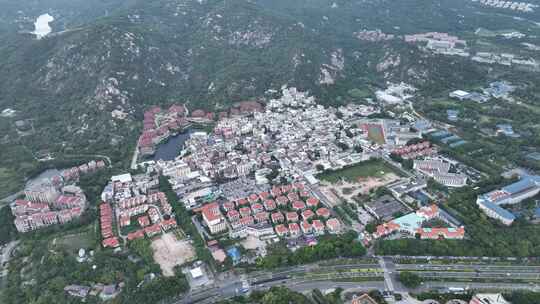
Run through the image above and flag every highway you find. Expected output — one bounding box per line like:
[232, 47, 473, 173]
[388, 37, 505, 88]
[169, 258, 540, 304]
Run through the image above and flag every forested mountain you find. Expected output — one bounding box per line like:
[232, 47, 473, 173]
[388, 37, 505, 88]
[0, 0, 538, 197]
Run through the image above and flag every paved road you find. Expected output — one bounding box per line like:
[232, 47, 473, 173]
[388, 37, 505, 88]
[170, 259, 540, 304]
[0, 191, 23, 205]
[0, 241, 19, 279]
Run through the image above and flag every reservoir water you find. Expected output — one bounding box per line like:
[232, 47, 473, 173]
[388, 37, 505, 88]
[33, 13, 54, 39]
[152, 129, 193, 161]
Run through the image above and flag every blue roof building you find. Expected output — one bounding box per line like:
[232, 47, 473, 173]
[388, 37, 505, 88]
[496, 124, 520, 138]
[226, 247, 241, 264]
[447, 110, 459, 122]
[477, 175, 540, 225]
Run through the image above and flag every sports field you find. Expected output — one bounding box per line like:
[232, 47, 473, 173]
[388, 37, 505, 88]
[317, 159, 400, 183]
[367, 124, 385, 144]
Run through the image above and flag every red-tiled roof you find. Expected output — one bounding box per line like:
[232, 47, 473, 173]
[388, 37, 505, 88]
[271, 212, 284, 222]
[326, 218, 341, 231]
[276, 196, 289, 205]
[275, 224, 288, 235]
[316, 208, 330, 218]
[248, 193, 259, 203]
[227, 209, 240, 219]
[302, 209, 315, 220]
[312, 220, 325, 230]
[301, 221, 312, 232]
[102, 237, 119, 248]
[259, 192, 270, 200]
[416, 204, 439, 219]
[264, 199, 276, 210]
[127, 229, 145, 241]
[223, 201, 235, 211]
[239, 207, 251, 216]
[145, 224, 161, 235]
[287, 192, 300, 202]
[292, 201, 306, 210]
[236, 198, 248, 206]
[306, 197, 319, 207]
[255, 212, 269, 221]
[375, 221, 400, 238]
[201, 202, 223, 222]
[288, 222, 300, 232]
[286, 211, 299, 222]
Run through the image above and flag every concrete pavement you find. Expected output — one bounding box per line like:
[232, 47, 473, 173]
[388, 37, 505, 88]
[170, 259, 540, 304]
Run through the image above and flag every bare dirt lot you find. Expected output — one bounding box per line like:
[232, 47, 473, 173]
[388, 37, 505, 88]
[320, 172, 399, 203]
[152, 232, 196, 276]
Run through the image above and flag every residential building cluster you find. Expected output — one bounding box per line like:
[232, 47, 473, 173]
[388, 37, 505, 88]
[405, 32, 469, 57]
[476, 175, 540, 225]
[472, 0, 537, 12]
[450, 81, 515, 103]
[196, 182, 343, 240]
[392, 141, 436, 160]
[137, 104, 190, 157]
[99, 173, 178, 248]
[166, 87, 377, 184]
[471, 52, 538, 67]
[64, 282, 122, 301]
[11, 182, 87, 233]
[59, 159, 107, 182]
[413, 158, 468, 187]
[470, 293, 510, 304]
[374, 82, 417, 105]
[354, 29, 395, 42]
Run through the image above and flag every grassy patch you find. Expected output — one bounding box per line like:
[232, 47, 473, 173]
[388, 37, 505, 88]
[53, 226, 96, 253]
[0, 167, 23, 198]
[317, 159, 401, 183]
[333, 276, 384, 282]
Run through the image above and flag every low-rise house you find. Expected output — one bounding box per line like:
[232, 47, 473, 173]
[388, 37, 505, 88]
[236, 198, 249, 207]
[271, 212, 284, 223]
[306, 197, 319, 208]
[301, 221, 312, 234]
[119, 215, 131, 227]
[102, 237, 120, 248]
[251, 203, 264, 214]
[64, 285, 90, 298]
[326, 218, 341, 233]
[227, 209, 240, 221]
[222, 201, 235, 212]
[301, 209, 315, 221]
[160, 218, 177, 231]
[289, 223, 301, 237]
[287, 192, 300, 202]
[275, 224, 288, 237]
[292, 201, 306, 211]
[286, 211, 299, 222]
[254, 211, 269, 223]
[127, 229, 145, 241]
[239, 207, 251, 217]
[316, 207, 330, 218]
[276, 196, 289, 206]
[312, 220, 325, 235]
[264, 199, 276, 211]
[144, 224, 161, 237]
[248, 193, 259, 204]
